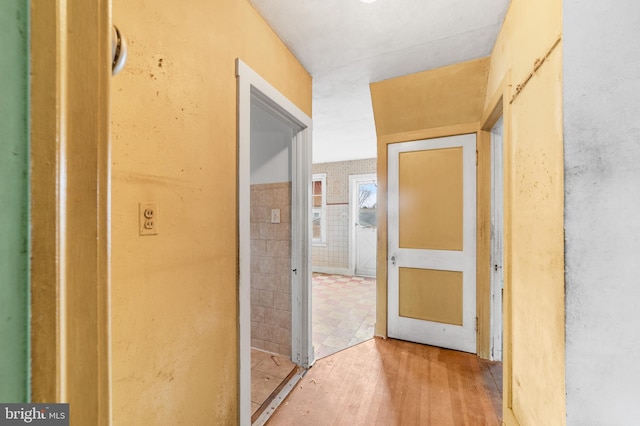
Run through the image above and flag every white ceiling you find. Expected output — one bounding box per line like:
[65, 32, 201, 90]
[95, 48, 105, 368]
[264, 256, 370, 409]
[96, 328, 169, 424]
[250, 0, 510, 163]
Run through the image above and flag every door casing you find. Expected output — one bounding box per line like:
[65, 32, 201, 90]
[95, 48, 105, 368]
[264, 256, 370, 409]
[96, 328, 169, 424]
[490, 116, 504, 361]
[236, 59, 313, 425]
[31, 1, 112, 423]
[387, 134, 477, 354]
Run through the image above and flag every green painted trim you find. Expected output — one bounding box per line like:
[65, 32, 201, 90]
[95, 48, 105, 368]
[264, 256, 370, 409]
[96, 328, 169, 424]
[0, 0, 30, 403]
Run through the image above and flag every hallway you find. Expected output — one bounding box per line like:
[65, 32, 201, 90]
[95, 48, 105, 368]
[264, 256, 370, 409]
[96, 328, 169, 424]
[267, 338, 502, 425]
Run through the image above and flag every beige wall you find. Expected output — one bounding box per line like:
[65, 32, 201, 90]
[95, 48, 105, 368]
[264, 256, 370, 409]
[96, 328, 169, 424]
[250, 182, 292, 356]
[313, 159, 377, 205]
[110, 0, 311, 423]
[370, 0, 565, 425]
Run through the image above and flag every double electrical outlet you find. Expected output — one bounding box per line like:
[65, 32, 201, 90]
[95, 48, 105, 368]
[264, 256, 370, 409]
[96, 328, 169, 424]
[139, 202, 158, 236]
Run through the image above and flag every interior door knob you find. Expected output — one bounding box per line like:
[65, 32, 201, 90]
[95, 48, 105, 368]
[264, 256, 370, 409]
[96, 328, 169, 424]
[390, 256, 396, 266]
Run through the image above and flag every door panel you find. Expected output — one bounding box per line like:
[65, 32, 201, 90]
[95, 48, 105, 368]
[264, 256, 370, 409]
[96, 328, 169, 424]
[399, 268, 463, 325]
[388, 134, 476, 353]
[399, 148, 463, 251]
[355, 227, 376, 276]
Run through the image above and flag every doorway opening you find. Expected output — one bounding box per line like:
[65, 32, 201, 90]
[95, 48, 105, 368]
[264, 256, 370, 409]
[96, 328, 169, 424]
[237, 59, 313, 426]
[490, 116, 504, 361]
[310, 160, 377, 359]
[248, 100, 296, 421]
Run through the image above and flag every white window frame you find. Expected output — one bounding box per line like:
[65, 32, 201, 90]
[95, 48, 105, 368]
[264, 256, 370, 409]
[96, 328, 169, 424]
[312, 173, 327, 245]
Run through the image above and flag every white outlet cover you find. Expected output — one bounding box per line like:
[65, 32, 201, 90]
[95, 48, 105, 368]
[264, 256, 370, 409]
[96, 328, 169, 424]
[271, 209, 281, 224]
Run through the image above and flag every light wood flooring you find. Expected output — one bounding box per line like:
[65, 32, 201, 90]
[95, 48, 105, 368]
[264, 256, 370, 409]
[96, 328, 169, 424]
[267, 338, 502, 426]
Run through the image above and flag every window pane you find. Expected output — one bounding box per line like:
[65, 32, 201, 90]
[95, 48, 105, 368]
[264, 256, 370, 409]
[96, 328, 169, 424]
[358, 210, 377, 227]
[312, 210, 321, 240]
[311, 175, 326, 244]
[357, 182, 377, 227]
[358, 183, 377, 209]
[313, 180, 322, 196]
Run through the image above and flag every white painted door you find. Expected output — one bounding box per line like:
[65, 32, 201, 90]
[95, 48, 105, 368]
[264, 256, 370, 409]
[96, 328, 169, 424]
[388, 134, 476, 353]
[354, 178, 377, 277]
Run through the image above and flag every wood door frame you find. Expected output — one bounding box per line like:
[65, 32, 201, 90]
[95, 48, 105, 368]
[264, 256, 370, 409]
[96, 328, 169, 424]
[349, 173, 377, 276]
[236, 59, 313, 426]
[489, 116, 504, 361]
[480, 72, 512, 413]
[30, 0, 112, 423]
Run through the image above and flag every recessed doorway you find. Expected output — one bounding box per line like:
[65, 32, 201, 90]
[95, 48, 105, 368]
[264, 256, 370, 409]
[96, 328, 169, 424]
[490, 115, 504, 361]
[237, 59, 313, 425]
[310, 159, 377, 360]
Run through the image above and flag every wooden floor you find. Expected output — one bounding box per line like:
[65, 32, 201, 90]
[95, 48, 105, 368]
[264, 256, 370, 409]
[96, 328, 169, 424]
[267, 338, 502, 426]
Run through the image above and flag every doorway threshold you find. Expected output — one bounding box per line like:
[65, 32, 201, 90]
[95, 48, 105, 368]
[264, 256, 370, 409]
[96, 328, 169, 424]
[252, 367, 306, 426]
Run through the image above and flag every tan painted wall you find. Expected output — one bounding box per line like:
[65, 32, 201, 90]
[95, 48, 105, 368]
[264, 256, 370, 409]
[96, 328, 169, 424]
[370, 57, 489, 343]
[484, 0, 565, 424]
[371, 1, 565, 424]
[110, 0, 311, 424]
[372, 58, 489, 138]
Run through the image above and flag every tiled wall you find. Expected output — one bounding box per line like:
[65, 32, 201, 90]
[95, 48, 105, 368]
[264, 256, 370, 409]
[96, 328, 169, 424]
[315, 158, 377, 204]
[250, 182, 292, 356]
[312, 205, 349, 269]
[312, 158, 376, 272]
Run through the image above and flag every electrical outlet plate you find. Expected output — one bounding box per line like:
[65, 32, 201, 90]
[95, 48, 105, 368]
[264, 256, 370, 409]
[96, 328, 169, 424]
[139, 202, 158, 235]
[271, 208, 281, 224]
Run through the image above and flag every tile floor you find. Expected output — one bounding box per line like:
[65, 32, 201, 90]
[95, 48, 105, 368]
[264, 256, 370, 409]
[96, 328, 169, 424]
[251, 349, 296, 417]
[312, 273, 376, 359]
